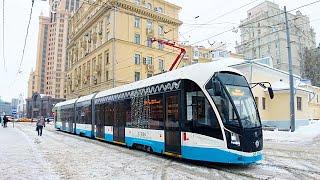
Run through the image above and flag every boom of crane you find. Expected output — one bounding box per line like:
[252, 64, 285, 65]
[151, 38, 186, 71]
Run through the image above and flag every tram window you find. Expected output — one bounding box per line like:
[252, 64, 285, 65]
[206, 80, 240, 127]
[124, 99, 132, 127]
[84, 105, 92, 124]
[104, 103, 114, 126]
[148, 94, 164, 129]
[130, 96, 150, 129]
[184, 80, 222, 140]
[114, 101, 129, 127]
[95, 104, 104, 125]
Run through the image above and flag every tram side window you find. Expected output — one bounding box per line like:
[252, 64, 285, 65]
[114, 100, 130, 127]
[95, 104, 104, 125]
[76, 107, 83, 124]
[104, 103, 114, 126]
[84, 105, 92, 124]
[67, 108, 72, 123]
[130, 96, 149, 129]
[185, 80, 223, 140]
[148, 94, 164, 130]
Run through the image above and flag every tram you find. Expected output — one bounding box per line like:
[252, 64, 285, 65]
[53, 62, 273, 164]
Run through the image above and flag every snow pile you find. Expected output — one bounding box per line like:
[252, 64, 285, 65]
[263, 120, 320, 143]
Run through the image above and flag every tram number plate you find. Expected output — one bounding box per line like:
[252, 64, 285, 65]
[137, 131, 147, 138]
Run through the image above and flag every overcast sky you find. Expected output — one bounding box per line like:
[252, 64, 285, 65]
[0, 0, 319, 102]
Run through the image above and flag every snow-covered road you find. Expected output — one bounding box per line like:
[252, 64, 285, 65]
[1, 122, 320, 180]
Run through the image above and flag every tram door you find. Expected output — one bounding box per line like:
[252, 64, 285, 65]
[113, 102, 125, 143]
[96, 105, 105, 139]
[164, 92, 181, 155]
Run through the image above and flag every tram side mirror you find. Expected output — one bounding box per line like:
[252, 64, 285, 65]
[214, 81, 222, 96]
[268, 87, 274, 99]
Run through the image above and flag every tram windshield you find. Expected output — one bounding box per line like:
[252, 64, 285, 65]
[206, 72, 261, 128]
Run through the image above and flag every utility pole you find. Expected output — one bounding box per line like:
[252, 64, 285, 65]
[284, 6, 295, 132]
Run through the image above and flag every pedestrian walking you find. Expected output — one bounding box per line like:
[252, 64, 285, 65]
[3, 115, 8, 128]
[36, 117, 46, 136]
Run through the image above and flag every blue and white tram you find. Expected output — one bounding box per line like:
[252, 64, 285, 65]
[54, 62, 270, 164]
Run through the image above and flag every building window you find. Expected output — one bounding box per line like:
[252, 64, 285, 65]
[158, 59, 164, 71]
[134, 72, 140, 81]
[106, 71, 109, 81]
[156, 7, 163, 13]
[158, 25, 164, 36]
[134, 54, 141, 64]
[146, 3, 152, 9]
[297, 97, 302, 111]
[147, 37, 152, 47]
[134, 16, 140, 28]
[158, 43, 164, 50]
[134, 34, 140, 44]
[147, 20, 153, 31]
[146, 56, 152, 65]
[262, 97, 266, 110]
[106, 31, 110, 40]
[104, 51, 109, 64]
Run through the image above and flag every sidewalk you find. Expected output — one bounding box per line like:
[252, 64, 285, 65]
[0, 124, 59, 180]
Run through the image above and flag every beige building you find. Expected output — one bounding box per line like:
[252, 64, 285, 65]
[181, 43, 243, 66]
[66, 0, 182, 99]
[28, 0, 80, 99]
[235, 1, 316, 75]
[301, 84, 320, 120]
[27, 70, 37, 98]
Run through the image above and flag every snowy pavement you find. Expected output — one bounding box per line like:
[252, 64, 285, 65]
[0, 122, 320, 180]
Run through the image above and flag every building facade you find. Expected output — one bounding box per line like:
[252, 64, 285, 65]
[66, 0, 182, 99]
[0, 98, 11, 115]
[235, 1, 316, 75]
[26, 93, 65, 119]
[181, 43, 243, 66]
[17, 94, 26, 118]
[27, 70, 37, 98]
[28, 0, 80, 99]
[34, 15, 50, 95]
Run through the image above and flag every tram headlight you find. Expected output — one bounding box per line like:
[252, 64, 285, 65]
[230, 132, 240, 146]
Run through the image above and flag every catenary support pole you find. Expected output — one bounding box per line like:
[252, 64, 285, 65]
[284, 6, 295, 132]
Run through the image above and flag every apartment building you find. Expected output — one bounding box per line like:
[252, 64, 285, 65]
[28, 0, 80, 99]
[66, 0, 182, 98]
[235, 1, 316, 75]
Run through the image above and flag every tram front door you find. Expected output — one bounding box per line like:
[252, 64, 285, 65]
[164, 92, 181, 155]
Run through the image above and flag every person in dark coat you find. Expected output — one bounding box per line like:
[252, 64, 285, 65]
[36, 117, 46, 136]
[3, 115, 8, 128]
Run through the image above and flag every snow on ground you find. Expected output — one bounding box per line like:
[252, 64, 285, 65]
[0, 124, 59, 180]
[1, 122, 320, 179]
[263, 120, 320, 143]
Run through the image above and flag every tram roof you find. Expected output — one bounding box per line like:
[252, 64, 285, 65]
[76, 93, 96, 103]
[95, 61, 241, 99]
[54, 98, 77, 108]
